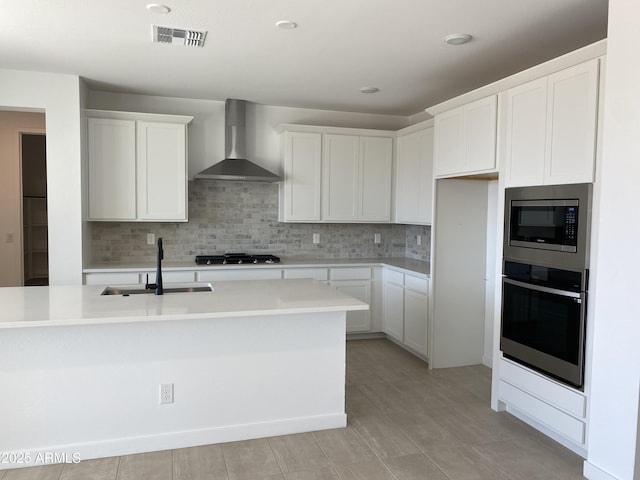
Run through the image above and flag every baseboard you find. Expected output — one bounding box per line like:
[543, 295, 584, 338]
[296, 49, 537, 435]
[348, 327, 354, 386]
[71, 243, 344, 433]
[583, 461, 619, 480]
[482, 353, 493, 368]
[0, 413, 346, 470]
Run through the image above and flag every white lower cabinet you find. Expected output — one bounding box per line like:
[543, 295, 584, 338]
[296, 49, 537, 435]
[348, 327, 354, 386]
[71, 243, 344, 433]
[383, 269, 429, 358]
[196, 269, 283, 282]
[329, 267, 372, 333]
[498, 358, 587, 450]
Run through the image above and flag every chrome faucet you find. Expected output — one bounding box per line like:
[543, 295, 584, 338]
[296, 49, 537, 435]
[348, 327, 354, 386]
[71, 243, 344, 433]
[145, 237, 164, 295]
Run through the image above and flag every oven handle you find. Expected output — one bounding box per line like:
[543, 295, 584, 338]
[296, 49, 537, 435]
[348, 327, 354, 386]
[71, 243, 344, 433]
[503, 277, 582, 300]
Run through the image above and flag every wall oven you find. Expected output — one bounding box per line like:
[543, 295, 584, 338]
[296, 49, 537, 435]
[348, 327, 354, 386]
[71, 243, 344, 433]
[501, 183, 592, 388]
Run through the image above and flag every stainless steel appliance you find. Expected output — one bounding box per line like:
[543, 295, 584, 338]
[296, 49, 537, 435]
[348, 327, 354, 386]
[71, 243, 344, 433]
[195, 253, 281, 265]
[501, 183, 592, 388]
[504, 183, 592, 270]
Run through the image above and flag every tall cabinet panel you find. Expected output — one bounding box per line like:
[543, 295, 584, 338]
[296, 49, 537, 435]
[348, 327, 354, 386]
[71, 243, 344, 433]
[281, 131, 322, 222]
[87, 118, 136, 221]
[322, 134, 359, 221]
[545, 60, 599, 184]
[360, 137, 392, 221]
[433, 108, 464, 177]
[504, 78, 548, 187]
[396, 126, 434, 224]
[136, 121, 187, 221]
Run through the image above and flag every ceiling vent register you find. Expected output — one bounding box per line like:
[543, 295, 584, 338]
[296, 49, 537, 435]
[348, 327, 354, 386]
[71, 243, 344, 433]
[152, 25, 207, 47]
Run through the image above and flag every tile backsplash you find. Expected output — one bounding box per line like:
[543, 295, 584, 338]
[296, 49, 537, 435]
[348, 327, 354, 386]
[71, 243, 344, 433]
[90, 180, 430, 264]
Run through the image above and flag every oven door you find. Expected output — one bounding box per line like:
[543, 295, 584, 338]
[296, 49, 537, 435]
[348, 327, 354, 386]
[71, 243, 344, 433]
[500, 277, 586, 387]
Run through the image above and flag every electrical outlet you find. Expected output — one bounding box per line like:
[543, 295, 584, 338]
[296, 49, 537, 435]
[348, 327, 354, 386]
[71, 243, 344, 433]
[147, 233, 155, 245]
[312, 233, 320, 244]
[374, 233, 381, 244]
[159, 383, 174, 404]
[6, 233, 14, 243]
[417, 235, 422, 246]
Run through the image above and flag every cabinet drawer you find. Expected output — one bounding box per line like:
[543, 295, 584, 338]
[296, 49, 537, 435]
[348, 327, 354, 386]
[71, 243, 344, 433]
[283, 268, 328, 281]
[499, 380, 586, 445]
[196, 269, 282, 282]
[500, 359, 586, 418]
[84, 272, 140, 285]
[384, 269, 404, 286]
[329, 267, 371, 281]
[405, 275, 428, 294]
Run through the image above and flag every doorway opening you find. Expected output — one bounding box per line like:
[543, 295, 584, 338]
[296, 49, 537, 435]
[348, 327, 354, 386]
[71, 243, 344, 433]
[21, 133, 48, 286]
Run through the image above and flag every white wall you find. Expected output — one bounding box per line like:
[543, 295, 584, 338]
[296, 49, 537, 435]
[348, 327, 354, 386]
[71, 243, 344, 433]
[0, 111, 46, 287]
[87, 91, 412, 179]
[0, 70, 84, 285]
[584, 1, 640, 479]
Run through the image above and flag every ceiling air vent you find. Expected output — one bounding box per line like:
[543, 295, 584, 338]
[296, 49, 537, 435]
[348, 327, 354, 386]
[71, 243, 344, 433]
[152, 25, 207, 47]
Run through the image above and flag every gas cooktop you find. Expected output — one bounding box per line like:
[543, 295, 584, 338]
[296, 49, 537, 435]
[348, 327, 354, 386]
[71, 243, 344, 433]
[195, 253, 281, 265]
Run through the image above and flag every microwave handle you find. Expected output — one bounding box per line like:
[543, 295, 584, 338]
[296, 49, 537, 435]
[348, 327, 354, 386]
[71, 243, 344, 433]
[503, 277, 582, 299]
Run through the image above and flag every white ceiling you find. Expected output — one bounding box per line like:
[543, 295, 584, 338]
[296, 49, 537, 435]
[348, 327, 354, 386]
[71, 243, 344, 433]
[0, 0, 608, 116]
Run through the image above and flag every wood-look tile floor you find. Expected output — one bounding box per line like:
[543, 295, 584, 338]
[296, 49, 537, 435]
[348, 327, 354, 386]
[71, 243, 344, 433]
[1, 339, 586, 480]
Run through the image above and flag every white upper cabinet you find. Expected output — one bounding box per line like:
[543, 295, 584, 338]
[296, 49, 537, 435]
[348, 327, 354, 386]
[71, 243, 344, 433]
[136, 121, 187, 221]
[504, 59, 600, 187]
[395, 126, 434, 224]
[359, 136, 393, 221]
[433, 95, 497, 177]
[88, 117, 137, 220]
[279, 131, 322, 222]
[322, 134, 360, 221]
[86, 110, 192, 222]
[279, 125, 393, 223]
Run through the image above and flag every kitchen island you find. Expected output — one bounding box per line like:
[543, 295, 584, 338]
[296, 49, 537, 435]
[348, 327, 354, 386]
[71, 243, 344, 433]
[0, 279, 367, 469]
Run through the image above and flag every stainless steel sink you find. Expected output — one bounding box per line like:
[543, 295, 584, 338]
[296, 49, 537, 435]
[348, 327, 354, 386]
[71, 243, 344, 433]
[101, 283, 214, 296]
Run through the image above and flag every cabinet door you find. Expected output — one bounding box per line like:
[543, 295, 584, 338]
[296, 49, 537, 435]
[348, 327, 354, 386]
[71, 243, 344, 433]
[136, 122, 187, 221]
[404, 289, 428, 356]
[433, 107, 464, 177]
[359, 137, 392, 221]
[396, 128, 434, 224]
[87, 117, 136, 220]
[281, 131, 322, 221]
[322, 134, 359, 221]
[464, 96, 497, 173]
[383, 282, 404, 342]
[545, 59, 599, 185]
[504, 77, 548, 187]
[332, 280, 371, 333]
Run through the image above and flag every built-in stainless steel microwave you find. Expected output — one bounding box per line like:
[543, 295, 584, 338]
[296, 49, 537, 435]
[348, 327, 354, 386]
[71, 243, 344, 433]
[504, 183, 593, 271]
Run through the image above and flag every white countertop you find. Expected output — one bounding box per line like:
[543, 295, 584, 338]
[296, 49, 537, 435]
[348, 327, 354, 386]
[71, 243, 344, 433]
[83, 257, 430, 278]
[0, 279, 368, 329]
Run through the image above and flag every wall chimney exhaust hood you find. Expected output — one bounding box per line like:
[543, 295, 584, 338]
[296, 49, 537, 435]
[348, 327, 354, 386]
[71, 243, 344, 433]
[194, 99, 281, 182]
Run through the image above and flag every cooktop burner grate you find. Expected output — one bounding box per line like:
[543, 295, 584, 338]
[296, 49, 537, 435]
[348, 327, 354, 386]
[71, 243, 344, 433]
[195, 253, 281, 265]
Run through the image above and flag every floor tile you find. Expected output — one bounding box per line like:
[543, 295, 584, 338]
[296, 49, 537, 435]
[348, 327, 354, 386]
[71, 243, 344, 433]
[312, 427, 374, 465]
[173, 444, 227, 479]
[116, 451, 172, 480]
[3, 465, 64, 480]
[268, 433, 330, 473]
[331, 458, 395, 480]
[350, 414, 421, 458]
[283, 465, 340, 480]
[382, 453, 449, 480]
[345, 385, 382, 418]
[222, 438, 282, 480]
[60, 457, 119, 480]
[424, 442, 509, 480]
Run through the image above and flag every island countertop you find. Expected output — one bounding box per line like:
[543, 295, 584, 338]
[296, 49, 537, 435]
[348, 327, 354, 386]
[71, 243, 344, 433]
[0, 279, 368, 329]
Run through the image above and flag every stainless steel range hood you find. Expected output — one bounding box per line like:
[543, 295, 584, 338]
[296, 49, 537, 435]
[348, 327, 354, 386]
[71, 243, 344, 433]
[194, 99, 281, 182]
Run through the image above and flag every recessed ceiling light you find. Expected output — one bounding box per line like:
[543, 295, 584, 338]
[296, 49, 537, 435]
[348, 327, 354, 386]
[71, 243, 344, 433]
[444, 33, 473, 45]
[276, 20, 298, 30]
[360, 87, 379, 94]
[147, 3, 171, 14]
